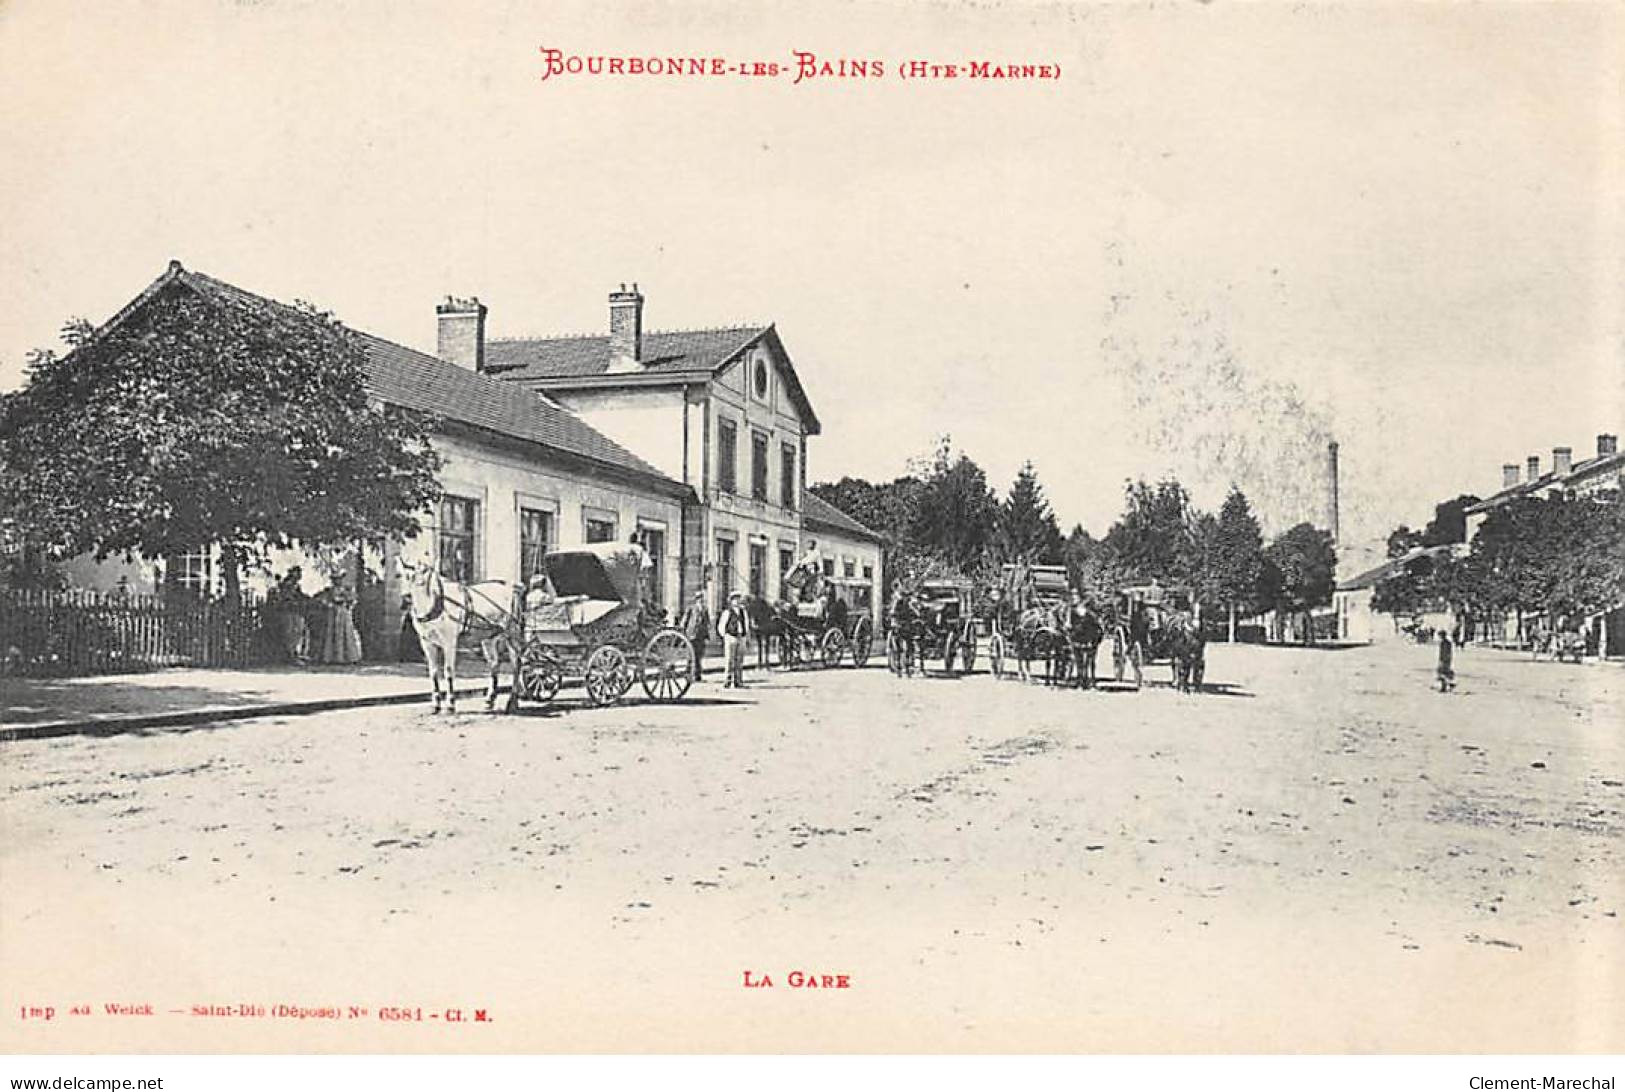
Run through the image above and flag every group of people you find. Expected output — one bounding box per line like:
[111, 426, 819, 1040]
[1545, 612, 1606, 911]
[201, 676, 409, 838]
[265, 567, 364, 666]
[677, 589, 757, 689]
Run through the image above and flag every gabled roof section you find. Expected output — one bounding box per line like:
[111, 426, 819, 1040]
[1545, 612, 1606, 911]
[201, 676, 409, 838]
[488, 321, 823, 436]
[803, 492, 882, 544]
[92, 262, 692, 499]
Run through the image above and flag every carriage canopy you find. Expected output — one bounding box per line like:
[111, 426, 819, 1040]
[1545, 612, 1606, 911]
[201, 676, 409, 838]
[541, 543, 649, 605]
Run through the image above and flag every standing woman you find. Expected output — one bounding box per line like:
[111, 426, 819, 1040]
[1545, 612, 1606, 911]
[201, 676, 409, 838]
[326, 573, 364, 664]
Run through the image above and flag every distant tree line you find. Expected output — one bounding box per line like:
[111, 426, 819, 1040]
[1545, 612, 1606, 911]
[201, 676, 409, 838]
[812, 436, 1337, 641]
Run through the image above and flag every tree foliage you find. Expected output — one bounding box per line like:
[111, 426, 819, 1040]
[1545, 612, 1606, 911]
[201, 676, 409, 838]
[995, 461, 1063, 565]
[907, 437, 999, 574]
[0, 284, 443, 594]
[1263, 521, 1338, 640]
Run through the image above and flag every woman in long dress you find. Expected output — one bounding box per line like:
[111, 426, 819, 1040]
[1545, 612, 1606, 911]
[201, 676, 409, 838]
[316, 575, 364, 664]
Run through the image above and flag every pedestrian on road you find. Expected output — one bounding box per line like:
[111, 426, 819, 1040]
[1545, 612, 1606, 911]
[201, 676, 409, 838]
[718, 591, 751, 689]
[1437, 630, 1456, 693]
[680, 592, 710, 682]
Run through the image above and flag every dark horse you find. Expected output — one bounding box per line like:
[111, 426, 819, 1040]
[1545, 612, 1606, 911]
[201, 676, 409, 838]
[1162, 610, 1206, 693]
[1057, 599, 1106, 689]
[740, 595, 790, 668]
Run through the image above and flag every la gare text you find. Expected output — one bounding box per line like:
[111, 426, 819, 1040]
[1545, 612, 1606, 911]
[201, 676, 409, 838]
[742, 970, 851, 990]
[538, 48, 1060, 84]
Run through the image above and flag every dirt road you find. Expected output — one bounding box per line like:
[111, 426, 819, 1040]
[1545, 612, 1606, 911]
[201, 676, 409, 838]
[2, 642, 1620, 1051]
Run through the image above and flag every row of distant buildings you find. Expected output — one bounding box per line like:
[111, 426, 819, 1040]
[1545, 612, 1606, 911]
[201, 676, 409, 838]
[57, 263, 885, 653]
[1333, 433, 1623, 652]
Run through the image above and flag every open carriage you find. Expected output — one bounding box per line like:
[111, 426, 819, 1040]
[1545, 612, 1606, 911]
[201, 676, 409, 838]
[1112, 582, 1198, 688]
[510, 543, 696, 707]
[889, 577, 978, 676]
[774, 549, 875, 669]
[987, 563, 1072, 681]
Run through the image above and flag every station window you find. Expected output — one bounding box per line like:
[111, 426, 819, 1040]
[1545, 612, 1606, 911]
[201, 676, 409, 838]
[437, 495, 480, 582]
[717, 418, 738, 494]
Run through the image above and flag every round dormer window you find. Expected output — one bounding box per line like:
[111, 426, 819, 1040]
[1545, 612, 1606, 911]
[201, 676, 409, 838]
[753, 358, 769, 398]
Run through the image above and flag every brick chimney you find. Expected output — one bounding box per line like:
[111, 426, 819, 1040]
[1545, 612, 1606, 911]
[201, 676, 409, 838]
[1527, 454, 1541, 482]
[1502, 463, 1520, 490]
[1553, 446, 1573, 477]
[607, 283, 643, 373]
[1600, 433, 1619, 458]
[437, 296, 487, 371]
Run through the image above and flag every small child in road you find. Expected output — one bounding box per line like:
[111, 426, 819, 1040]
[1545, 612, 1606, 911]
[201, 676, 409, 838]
[1437, 631, 1456, 693]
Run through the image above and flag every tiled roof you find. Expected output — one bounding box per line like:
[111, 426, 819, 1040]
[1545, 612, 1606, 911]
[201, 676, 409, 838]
[115, 264, 689, 497]
[803, 492, 882, 543]
[1465, 447, 1623, 514]
[1336, 544, 1456, 592]
[486, 326, 768, 379]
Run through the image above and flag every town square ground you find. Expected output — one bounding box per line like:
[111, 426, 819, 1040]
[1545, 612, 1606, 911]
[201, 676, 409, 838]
[2, 643, 1620, 1052]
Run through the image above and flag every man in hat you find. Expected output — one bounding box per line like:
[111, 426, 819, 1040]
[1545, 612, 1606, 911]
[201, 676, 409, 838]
[680, 591, 711, 682]
[717, 590, 753, 689]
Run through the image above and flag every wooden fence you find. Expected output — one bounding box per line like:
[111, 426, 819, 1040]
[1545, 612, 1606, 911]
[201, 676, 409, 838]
[0, 588, 269, 676]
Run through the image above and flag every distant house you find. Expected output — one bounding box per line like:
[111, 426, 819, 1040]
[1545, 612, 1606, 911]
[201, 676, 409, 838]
[51, 263, 696, 653]
[1333, 544, 1460, 644]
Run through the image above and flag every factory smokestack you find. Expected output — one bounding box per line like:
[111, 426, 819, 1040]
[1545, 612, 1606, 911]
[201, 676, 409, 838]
[1326, 440, 1340, 545]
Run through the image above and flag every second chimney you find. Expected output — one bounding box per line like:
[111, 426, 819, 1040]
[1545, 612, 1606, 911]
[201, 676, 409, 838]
[607, 283, 644, 373]
[1527, 454, 1541, 483]
[437, 296, 487, 371]
[1553, 446, 1573, 477]
[1600, 433, 1619, 458]
[1502, 463, 1520, 490]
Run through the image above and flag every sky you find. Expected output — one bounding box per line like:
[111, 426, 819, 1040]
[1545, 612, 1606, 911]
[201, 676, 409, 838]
[2, 0, 1621, 559]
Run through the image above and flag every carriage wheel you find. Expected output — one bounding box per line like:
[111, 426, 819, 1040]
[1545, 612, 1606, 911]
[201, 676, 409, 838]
[516, 650, 563, 705]
[640, 629, 694, 703]
[584, 645, 631, 706]
[850, 615, 874, 668]
[820, 628, 847, 670]
[989, 632, 1006, 678]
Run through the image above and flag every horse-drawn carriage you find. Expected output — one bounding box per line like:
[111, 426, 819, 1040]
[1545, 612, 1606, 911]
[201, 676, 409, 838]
[987, 563, 1078, 682]
[1112, 582, 1204, 691]
[512, 544, 696, 706]
[758, 549, 875, 670]
[404, 542, 695, 712]
[888, 578, 979, 676]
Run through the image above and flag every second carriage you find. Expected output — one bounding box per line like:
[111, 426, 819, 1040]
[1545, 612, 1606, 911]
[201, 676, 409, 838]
[888, 577, 979, 676]
[773, 550, 875, 669]
[509, 543, 696, 707]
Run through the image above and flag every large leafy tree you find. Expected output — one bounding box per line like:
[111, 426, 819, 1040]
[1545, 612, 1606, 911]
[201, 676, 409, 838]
[907, 436, 999, 574]
[995, 461, 1063, 565]
[1422, 494, 1482, 547]
[0, 284, 442, 598]
[1466, 493, 1625, 635]
[1263, 521, 1338, 643]
[1102, 478, 1198, 586]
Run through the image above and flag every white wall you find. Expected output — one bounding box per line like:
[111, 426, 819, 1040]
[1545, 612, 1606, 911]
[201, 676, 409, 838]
[550, 387, 687, 485]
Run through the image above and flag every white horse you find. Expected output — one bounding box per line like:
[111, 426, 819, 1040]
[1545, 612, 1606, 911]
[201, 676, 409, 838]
[400, 559, 521, 714]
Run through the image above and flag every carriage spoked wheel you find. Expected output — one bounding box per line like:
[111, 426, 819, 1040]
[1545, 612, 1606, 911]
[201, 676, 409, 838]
[989, 632, 1006, 679]
[640, 629, 695, 702]
[820, 628, 848, 670]
[516, 650, 563, 705]
[584, 645, 633, 706]
[849, 615, 874, 668]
